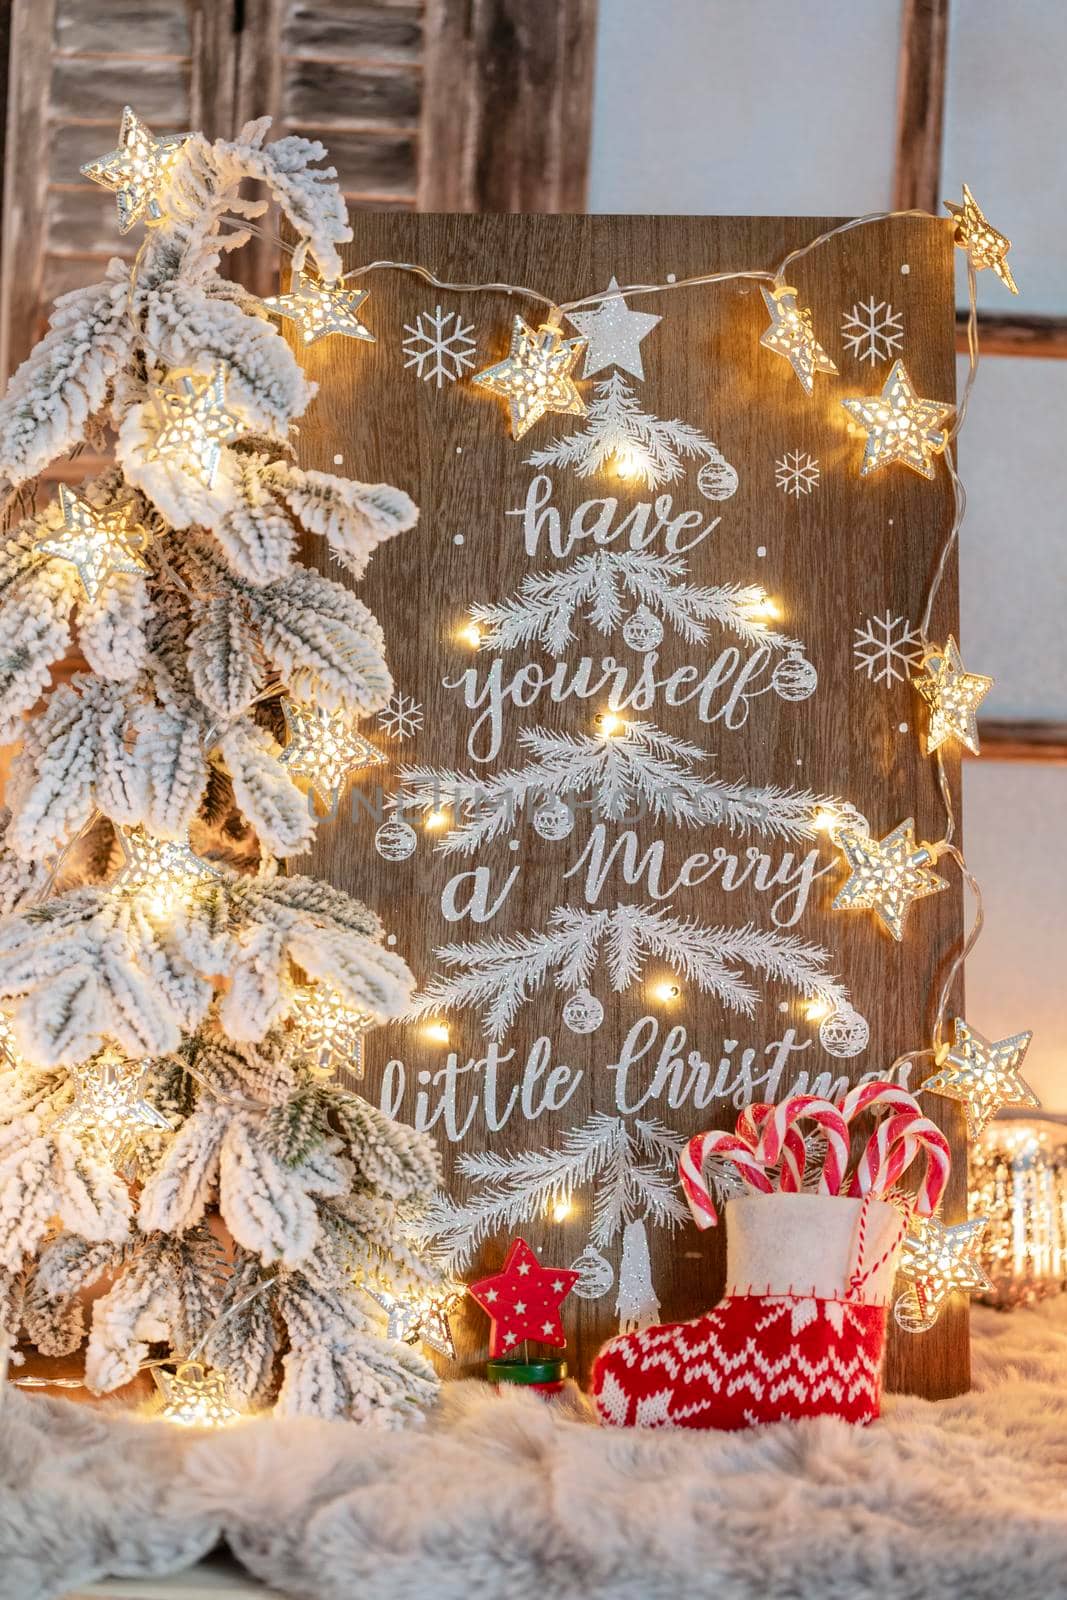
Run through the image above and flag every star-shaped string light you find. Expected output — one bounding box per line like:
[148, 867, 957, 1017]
[279, 700, 385, 808]
[472, 315, 586, 440]
[263, 270, 375, 345]
[759, 284, 838, 394]
[111, 827, 221, 914]
[155, 1362, 242, 1427]
[142, 364, 244, 488]
[945, 183, 1018, 294]
[55, 1049, 170, 1162]
[894, 1215, 991, 1332]
[842, 360, 955, 479]
[36, 487, 148, 604]
[288, 983, 374, 1080]
[913, 636, 993, 756]
[364, 1281, 463, 1360]
[468, 1237, 579, 1358]
[80, 106, 190, 233]
[921, 1018, 1038, 1139]
[831, 817, 948, 942]
[566, 277, 662, 380]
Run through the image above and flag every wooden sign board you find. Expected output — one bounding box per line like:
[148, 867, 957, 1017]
[297, 214, 969, 1397]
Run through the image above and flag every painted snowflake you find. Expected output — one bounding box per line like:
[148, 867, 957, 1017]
[377, 692, 424, 740]
[402, 306, 477, 388]
[841, 298, 904, 365]
[853, 612, 924, 685]
[775, 449, 820, 498]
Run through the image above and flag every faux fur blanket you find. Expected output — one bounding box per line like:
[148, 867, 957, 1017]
[5, 1300, 1067, 1600]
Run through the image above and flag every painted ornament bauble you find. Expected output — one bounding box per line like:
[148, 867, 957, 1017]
[772, 649, 818, 702]
[562, 987, 605, 1035]
[374, 817, 418, 861]
[622, 604, 665, 653]
[570, 1243, 615, 1300]
[696, 454, 739, 501]
[819, 1006, 871, 1059]
[531, 793, 575, 842]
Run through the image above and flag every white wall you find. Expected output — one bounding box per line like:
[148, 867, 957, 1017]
[589, 0, 1066, 1106]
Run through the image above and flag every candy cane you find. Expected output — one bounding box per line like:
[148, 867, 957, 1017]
[754, 1096, 850, 1196]
[679, 1131, 773, 1230]
[840, 1082, 927, 1199]
[839, 1081, 923, 1127]
[853, 1111, 950, 1215]
[737, 1103, 806, 1192]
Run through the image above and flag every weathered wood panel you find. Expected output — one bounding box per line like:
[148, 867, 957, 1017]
[892, 0, 950, 213]
[957, 312, 1067, 360]
[281, 61, 420, 129]
[281, 1, 422, 62]
[974, 721, 1067, 762]
[419, 0, 598, 211]
[293, 212, 970, 1398]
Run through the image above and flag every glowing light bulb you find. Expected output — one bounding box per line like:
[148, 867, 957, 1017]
[813, 808, 841, 835]
[458, 622, 482, 649]
[472, 314, 586, 439]
[425, 809, 450, 831]
[155, 1362, 242, 1428]
[424, 1021, 450, 1044]
[550, 1197, 573, 1224]
[653, 981, 681, 1004]
[614, 448, 640, 479]
[805, 998, 832, 1023]
[744, 592, 780, 622]
[596, 711, 625, 738]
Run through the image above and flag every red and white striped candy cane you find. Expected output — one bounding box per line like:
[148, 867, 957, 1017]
[754, 1096, 850, 1196]
[737, 1103, 806, 1192]
[839, 1081, 923, 1128]
[852, 1111, 950, 1215]
[679, 1130, 773, 1230]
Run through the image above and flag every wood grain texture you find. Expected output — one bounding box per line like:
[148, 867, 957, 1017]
[957, 312, 1067, 360]
[892, 0, 950, 214]
[1, 0, 56, 383]
[974, 720, 1067, 763]
[291, 213, 970, 1399]
[418, 0, 598, 211]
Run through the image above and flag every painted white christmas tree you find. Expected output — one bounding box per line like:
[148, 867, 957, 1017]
[426, 1114, 690, 1332]
[410, 904, 851, 1042]
[471, 551, 800, 657]
[0, 113, 446, 1422]
[395, 720, 841, 854]
[525, 371, 738, 495]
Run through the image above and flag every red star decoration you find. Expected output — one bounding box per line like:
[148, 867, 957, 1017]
[468, 1238, 579, 1358]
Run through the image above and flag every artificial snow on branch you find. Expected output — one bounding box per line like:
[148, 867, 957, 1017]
[0, 113, 443, 1422]
[395, 720, 839, 855]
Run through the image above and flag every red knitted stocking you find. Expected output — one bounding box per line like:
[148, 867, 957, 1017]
[592, 1292, 889, 1430]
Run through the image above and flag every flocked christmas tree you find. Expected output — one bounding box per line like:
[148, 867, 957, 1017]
[0, 111, 448, 1423]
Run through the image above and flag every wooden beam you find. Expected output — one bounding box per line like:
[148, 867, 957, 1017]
[973, 721, 1067, 763]
[0, 0, 56, 383]
[418, 0, 598, 212]
[892, 0, 950, 213]
[957, 312, 1067, 360]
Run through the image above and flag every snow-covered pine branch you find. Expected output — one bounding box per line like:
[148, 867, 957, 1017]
[395, 719, 839, 854]
[525, 371, 732, 491]
[470, 550, 801, 656]
[0, 113, 441, 1421]
[410, 903, 850, 1041]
